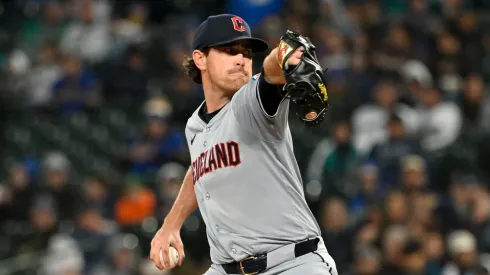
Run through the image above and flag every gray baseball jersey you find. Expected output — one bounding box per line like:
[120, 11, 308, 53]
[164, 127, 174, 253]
[185, 74, 322, 265]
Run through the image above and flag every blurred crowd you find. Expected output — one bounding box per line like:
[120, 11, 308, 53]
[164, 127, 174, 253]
[2, 0, 490, 275]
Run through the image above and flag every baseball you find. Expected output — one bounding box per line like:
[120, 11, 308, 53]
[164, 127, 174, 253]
[160, 246, 179, 269]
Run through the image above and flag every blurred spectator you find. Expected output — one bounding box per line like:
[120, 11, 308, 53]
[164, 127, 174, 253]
[417, 86, 462, 153]
[59, 0, 111, 63]
[0, 94, 5, 155]
[400, 239, 429, 275]
[306, 136, 336, 185]
[321, 120, 358, 198]
[439, 0, 465, 19]
[88, 234, 142, 275]
[82, 175, 116, 220]
[408, 193, 438, 240]
[51, 55, 101, 114]
[354, 219, 382, 255]
[5, 48, 32, 93]
[372, 23, 417, 77]
[25, 42, 63, 107]
[431, 30, 468, 91]
[109, 2, 149, 57]
[316, 27, 351, 115]
[482, 33, 490, 81]
[165, 74, 203, 127]
[442, 230, 490, 274]
[351, 80, 419, 155]
[115, 175, 156, 226]
[72, 206, 117, 273]
[320, 198, 353, 273]
[343, 51, 376, 112]
[100, 44, 149, 104]
[13, 193, 59, 256]
[404, 0, 441, 40]
[400, 154, 428, 194]
[0, 162, 37, 222]
[123, 97, 187, 176]
[399, 59, 433, 107]
[347, 246, 381, 275]
[369, 114, 421, 186]
[16, 0, 68, 59]
[40, 151, 81, 221]
[139, 259, 171, 275]
[155, 162, 186, 221]
[436, 173, 476, 235]
[449, 13, 483, 73]
[40, 235, 85, 275]
[381, 224, 409, 274]
[459, 73, 490, 136]
[468, 184, 490, 253]
[348, 162, 384, 221]
[423, 231, 445, 275]
[319, 28, 350, 75]
[229, 0, 283, 28]
[385, 189, 409, 226]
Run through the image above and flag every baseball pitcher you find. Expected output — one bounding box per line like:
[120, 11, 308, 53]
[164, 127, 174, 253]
[150, 14, 335, 275]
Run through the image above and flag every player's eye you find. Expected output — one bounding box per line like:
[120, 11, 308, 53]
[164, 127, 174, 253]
[220, 47, 252, 59]
[242, 49, 252, 59]
[223, 48, 235, 54]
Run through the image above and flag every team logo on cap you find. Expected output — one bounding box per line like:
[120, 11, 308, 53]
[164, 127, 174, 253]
[231, 16, 246, 32]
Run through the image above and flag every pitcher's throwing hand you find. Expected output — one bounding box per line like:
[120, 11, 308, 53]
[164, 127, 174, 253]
[150, 225, 185, 270]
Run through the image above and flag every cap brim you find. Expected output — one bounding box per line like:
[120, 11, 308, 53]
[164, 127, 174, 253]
[208, 37, 269, 53]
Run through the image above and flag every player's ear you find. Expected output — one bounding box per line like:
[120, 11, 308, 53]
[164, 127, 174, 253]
[193, 50, 207, 71]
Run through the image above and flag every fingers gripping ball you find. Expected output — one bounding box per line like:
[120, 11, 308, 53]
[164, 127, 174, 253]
[160, 246, 180, 269]
[278, 30, 329, 127]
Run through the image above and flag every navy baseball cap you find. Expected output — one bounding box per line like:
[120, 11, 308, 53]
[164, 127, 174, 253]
[192, 14, 268, 53]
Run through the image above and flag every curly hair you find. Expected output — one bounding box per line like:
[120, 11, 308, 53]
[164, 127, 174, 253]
[182, 49, 209, 84]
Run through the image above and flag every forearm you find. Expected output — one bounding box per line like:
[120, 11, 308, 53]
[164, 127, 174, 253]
[163, 166, 198, 228]
[263, 47, 286, 85]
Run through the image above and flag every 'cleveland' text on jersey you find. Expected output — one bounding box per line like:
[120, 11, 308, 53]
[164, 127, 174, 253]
[192, 141, 241, 183]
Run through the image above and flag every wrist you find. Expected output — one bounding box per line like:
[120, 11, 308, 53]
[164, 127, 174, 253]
[163, 210, 185, 230]
[270, 47, 279, 65]
[263, 47, 285, 84]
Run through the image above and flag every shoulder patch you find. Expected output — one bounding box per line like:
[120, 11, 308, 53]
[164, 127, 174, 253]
[252, 73, 261, 80]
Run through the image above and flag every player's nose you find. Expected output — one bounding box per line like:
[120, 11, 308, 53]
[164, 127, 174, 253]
[234, 53, 245, 66]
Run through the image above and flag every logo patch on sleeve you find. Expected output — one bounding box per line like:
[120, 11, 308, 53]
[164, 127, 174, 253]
[252, 73, 261, 80]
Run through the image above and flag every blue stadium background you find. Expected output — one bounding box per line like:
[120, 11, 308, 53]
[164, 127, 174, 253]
[2, 0, 490, 274]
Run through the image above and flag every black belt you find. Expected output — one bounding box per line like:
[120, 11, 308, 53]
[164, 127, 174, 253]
[222, 238, 319, 275]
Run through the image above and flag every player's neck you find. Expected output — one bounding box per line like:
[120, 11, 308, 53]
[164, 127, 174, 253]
[202, 81, 232, 113]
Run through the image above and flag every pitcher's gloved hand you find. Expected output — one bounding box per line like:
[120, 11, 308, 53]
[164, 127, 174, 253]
[277, 30, 329, 127]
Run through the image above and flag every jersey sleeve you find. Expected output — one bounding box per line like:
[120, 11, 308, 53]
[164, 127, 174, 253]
[231, 72, 290, 140]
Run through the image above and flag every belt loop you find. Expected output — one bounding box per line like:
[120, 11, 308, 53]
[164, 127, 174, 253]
[294, 238, 319, 257]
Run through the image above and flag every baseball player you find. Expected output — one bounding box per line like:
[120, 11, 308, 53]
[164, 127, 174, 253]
[150, 14, 334, 275]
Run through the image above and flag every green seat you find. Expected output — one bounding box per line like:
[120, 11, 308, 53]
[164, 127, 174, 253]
[89, 125, 110, 143]
[107, 142, 127, 159]
[67, 112, 90, 132]
[48, 126, 72, 147]
[1, 154, 17, 175]
[99, 109, 129, 129]
[4, 126, 35, 156]
[67, 141, 90, 160]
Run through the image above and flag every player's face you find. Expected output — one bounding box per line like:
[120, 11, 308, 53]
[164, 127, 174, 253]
[206, 42, 253, 94]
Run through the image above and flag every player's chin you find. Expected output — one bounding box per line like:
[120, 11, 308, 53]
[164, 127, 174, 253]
[235, 75, 248, 85]
[226, 77, 247, 91]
